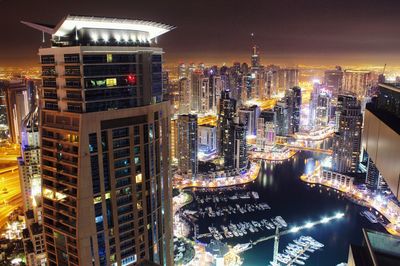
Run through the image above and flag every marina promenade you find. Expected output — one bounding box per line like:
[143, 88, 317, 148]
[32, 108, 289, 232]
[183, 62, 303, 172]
[301, 165, 400, 237]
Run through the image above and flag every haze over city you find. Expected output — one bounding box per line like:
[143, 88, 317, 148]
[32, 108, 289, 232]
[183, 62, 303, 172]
[0, 1, 399, 266]
[1, 0, 400, 67]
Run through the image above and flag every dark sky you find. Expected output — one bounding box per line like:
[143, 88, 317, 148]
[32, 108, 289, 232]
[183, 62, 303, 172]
[1, 0, 400, 67]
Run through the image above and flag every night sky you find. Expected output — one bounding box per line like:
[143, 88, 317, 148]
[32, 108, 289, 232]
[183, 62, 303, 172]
[1, 0, 400, 67]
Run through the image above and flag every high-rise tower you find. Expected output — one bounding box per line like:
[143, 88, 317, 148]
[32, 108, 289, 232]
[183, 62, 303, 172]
[23, 15, 174, 266]
[332, 94, 362, 173]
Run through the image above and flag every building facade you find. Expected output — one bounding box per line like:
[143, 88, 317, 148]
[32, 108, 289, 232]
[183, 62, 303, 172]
[177, 114, 198, 177]
[24, 15, 174, 266]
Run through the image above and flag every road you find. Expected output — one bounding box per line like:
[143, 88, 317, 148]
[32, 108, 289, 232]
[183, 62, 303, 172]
[0, 149, 22, 227]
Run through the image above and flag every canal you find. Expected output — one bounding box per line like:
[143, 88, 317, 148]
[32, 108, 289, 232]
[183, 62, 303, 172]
[182, 151, 386, 265]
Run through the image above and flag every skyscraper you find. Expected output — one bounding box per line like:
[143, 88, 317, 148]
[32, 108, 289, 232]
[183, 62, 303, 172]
[234, 123, 247, 171]
[177, 114, 198, 177]
[332, 94, 362, 173]
[343, 69, 372, 98]
[218, 91, 236, 170]
[324, 66, 343, 95]
[24, 15, 174, 266]
[286, 86, 302, 134]
[5, 78, 31, 143]
[18, 84, 46, 266]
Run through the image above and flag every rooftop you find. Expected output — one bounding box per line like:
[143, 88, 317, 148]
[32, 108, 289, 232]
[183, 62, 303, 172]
[22, 15, 174, 47]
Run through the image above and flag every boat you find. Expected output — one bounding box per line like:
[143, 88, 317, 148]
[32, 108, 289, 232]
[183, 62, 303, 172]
[295, 259, 305, 265]
[232, 243, 252, 253]
[361, 210, 378, 223]
[275, 216, 288, 227]
[252, 191, 259, 199]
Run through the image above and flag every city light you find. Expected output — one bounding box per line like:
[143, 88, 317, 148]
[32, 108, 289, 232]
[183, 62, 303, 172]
[290, 226, 300, 233]
[305, 222, 315, 228]
[320, 217, 330, 223]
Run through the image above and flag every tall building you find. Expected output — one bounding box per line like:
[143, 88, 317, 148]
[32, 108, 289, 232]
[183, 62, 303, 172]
[343, 69, 372, 98]
[238, 105, 260, 137]
[316, 92, 331, 128]
[277, 68, 299, 94]
[286, 86, 302, 134]
[218, 91, 236, 170]
[251, 45, 260, 69]
[178, 63, 187, 79]
[0, 81, 9, 139]
[177, 114, 198, 177]
[5, 78, 31, 143]
[234, 123, 247, 171]
[18, 85, 46, 266]
[191, 71, 210, 113]
[274, 99, 289, 137]
[362, 83, 400, 200]
[24, 15, 174, 266]
[198, 124, 217, 156]
[324, 66, 343, 95]
[256, 110, 276, 150]
[332, 94, 362, 173]
[178, 78, 191, 114]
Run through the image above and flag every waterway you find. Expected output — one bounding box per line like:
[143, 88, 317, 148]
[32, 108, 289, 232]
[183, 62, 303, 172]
[182, 151, 386, 266]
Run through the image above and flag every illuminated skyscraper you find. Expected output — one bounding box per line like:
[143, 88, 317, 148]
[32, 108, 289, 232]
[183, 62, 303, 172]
[324, 66, 343, 95]
[219, 91, 236, 170]
[24, 15, 174, 266]
[286, 86, 302, 134]
[5, 78, 31, 143]
[332, 94, 362, 173]
[234, 123, 247, 171]
[177, 114, 198, 177]
[18, 84, 46, 266]
[343, 69, 372, 98]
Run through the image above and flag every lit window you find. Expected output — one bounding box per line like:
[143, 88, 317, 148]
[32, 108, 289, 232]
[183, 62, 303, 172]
[135, 173, 142, 183]
[43, 188, 54, 199]
[93, 196, 102, 204]
[137, 202, 142, 210]
[107, 54, 113, 63]
[105, 192, 111, 199]
[106, 78, 117, 87]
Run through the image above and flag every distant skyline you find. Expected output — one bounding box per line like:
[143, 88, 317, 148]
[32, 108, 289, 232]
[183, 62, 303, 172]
[1, 0, 400, 67]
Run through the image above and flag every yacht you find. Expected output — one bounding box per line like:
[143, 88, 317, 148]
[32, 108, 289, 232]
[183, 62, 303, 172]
[252, 191, 260, 199]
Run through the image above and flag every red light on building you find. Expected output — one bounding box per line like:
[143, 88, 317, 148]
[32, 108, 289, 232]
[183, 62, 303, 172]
[127, 74, 136, 85]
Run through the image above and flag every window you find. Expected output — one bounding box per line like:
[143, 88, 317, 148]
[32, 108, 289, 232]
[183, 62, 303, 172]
[106, 78, 117, 87]
[64, 54, 80, 63]
[89, 133, 98, 153]
[135, 173, 142, 184]
[107, 54, 113, 63]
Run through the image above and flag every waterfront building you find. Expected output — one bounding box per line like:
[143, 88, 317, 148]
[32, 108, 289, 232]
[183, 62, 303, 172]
[274, 99, 289, 137]
[218, 91, 237, 170]
[177, 114, 198, 177]
[316, 92, 331, 128]
[256, 110, 276, 149]
[24, 15, 174, 266]
[198, 124, 217, 156]
[238, 105, 260, 137]
[324, 66, 343, 95]
[362, 83, 400, 200]
[286, 86, 302, 134]
[234, 123, 247, 171]
[332, 94, 362, 174]
[365, 156, 384, 192]
[343, 69, 372, 98]
[321, 169, 354, 189]
[18, 85, 46, 266]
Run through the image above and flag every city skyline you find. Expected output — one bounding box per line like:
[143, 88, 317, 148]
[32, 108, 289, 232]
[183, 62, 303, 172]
[1, 0, 400, 67]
